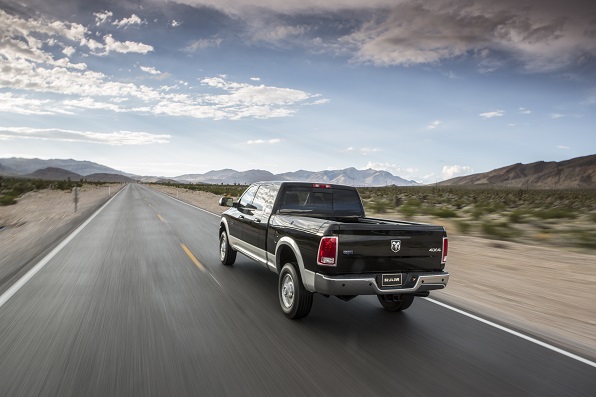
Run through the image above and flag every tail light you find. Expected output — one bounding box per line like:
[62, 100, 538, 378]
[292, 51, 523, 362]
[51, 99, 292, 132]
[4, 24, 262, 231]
[442, 237, 448, 264]
[317, 236, 338, 266]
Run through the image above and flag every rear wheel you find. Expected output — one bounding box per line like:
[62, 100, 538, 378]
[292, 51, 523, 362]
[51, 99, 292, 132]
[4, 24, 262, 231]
[377, 294, 415, 312]
[219, 230, 236, 266]
[279, 263, 313, 319]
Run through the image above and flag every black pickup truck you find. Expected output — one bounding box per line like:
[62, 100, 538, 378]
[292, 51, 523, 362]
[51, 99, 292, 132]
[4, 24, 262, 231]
[218, 181, 449, 319]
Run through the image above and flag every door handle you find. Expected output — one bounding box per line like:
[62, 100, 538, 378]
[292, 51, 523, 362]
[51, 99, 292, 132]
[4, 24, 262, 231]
[239, 215, 245, 219]
[253, 218, 261, 223]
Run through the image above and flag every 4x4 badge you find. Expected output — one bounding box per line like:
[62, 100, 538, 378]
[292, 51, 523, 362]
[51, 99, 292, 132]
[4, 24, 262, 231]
[391, 240, 401, 253]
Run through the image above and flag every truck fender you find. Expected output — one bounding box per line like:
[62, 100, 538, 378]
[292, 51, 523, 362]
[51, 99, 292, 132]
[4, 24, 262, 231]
[275, 237, 316, 292]
[219, 218, 237, 249]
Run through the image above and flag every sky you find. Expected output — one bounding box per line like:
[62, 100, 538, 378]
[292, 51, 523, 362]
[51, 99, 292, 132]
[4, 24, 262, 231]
[0, 0, 595, 182]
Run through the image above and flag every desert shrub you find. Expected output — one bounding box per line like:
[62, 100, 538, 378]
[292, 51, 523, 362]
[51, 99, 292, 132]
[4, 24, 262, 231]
[470, 206, 486, 220]
[532, 208, 577, 220]
[368, 199, 389, 214]
[454, 220, 471, 234]
[508, 210, 527, 223]
[0, 195, 17, 206]
[425, 207, 458, 218]
[405, 198, 422, 207]
[481, 221, 518, 240]
[151, 182, 247, 197]
[572, 230, 596, 249]
[399, 205, 417, 218]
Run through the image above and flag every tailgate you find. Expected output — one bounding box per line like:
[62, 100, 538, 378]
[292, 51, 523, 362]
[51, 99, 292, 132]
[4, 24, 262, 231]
[334, 223, 446, 274]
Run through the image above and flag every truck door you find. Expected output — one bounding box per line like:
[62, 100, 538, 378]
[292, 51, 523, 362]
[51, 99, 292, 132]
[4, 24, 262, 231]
[242, 184, 277, 264]
[227, 184, 259, 251]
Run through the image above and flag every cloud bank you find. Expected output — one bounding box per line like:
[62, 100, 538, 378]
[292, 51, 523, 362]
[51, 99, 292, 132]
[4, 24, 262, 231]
[172, 0, 596, 73]
[0, 10, 324, 120]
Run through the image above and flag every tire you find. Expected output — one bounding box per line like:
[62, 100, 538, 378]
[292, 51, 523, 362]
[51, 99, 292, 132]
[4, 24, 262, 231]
[279, 263, 313, 319]
[219, 230, 236, 266]
[377, 294, 415, 312]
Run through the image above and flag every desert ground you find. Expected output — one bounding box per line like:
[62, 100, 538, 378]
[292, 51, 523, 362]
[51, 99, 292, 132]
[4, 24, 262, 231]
[1, 184, 594, 362]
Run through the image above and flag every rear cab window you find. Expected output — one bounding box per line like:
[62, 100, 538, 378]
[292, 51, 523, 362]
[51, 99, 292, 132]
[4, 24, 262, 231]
[277, 184, 364, 217]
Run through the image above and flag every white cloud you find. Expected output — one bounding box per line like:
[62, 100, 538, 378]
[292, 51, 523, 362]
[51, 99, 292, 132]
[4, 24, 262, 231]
[199, 76, 318, 119]
[479, 110, 504, 119]
[427, 120, 441, 129]
[549, 113, 564, 118]
[113, 14, 144, 28]
[343, 147, 380, 155]
[80, 37, 104, 52]
[442, 165, 473, 180]
[251, 24, 309, 43]
[0, 126, 170, 145]
[172, 20, 182, 28]
[307, 98, 330, 105]
[62, 97, 125, 112]
[557, 145, 570, 150]
[0, 93, 70, 115]
[360, 147, 380, 155]
[93, 11, 113, 26]
[184, 37, 223, 52]
[103, 34, 154, 54]
[247, 139, 281, 144]
[62, 46, 76, 57]
[140, 66, 162, 75]
[250, 77, 261, 81]
[519, 107, 531, 114]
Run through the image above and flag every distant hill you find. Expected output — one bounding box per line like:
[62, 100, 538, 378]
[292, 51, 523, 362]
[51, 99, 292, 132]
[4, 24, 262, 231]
[85, 173, 135, 183]
[18, 167, 133, 183]
[0, 157, 138, 178]
[439, 154, 596, 188]
[25, 167, 82, 181]
[174, 167, 418, 187]
[0, 163, 17, 176]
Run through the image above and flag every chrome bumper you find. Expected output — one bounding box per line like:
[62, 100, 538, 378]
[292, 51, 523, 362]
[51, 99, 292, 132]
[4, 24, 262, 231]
[313, 272, 449, 295]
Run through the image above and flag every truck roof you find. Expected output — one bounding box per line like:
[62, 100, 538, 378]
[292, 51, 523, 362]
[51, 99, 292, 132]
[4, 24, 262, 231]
[249, 181, 358, 189]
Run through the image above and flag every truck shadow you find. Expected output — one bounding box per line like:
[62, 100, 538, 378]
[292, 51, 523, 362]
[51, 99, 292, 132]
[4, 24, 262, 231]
[216, 256, 440, 345]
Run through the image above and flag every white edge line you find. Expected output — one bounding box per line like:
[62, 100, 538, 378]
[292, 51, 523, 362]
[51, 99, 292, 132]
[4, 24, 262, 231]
[0, 186, 125, 309]
[424, 297, 596, 369]
[152, 186, 596, 369]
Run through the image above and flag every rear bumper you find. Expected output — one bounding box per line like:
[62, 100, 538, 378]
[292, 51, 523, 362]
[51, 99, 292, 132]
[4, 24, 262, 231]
[313, 271, 449, 295]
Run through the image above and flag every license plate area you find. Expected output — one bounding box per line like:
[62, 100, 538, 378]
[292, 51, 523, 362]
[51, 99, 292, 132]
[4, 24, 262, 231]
[381, 273, 403, 287]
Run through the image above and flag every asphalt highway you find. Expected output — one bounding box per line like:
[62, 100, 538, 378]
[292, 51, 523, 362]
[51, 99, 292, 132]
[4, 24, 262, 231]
[0, 184, 594, 396]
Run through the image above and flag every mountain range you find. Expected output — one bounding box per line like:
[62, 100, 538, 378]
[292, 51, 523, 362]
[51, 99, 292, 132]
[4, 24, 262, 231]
[174, 167, 418, 186]
[0, 158, 418, 187]
[438, 154, 596, 188]
[1, 155, 595, 188]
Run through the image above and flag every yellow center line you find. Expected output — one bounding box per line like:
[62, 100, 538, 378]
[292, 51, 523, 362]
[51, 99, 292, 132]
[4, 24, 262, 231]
[181, 243, 206, 272]
[157, 214, 164, 222]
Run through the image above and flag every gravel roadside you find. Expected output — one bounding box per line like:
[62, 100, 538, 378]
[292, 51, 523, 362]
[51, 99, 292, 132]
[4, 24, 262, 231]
[0, 184, 124, 295]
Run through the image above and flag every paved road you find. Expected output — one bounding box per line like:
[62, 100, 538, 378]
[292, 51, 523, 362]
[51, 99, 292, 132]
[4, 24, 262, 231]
[0, 184, 594, 396]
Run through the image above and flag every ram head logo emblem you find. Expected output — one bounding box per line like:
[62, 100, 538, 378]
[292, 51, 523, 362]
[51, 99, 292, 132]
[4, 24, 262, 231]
[391, 240, 401, 253]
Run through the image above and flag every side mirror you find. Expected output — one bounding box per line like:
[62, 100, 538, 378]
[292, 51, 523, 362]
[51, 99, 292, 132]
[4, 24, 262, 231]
[219, 196, 234, 207]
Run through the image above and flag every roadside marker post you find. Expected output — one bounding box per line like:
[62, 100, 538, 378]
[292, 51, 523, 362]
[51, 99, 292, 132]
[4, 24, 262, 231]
[73, 187, 78, 212]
